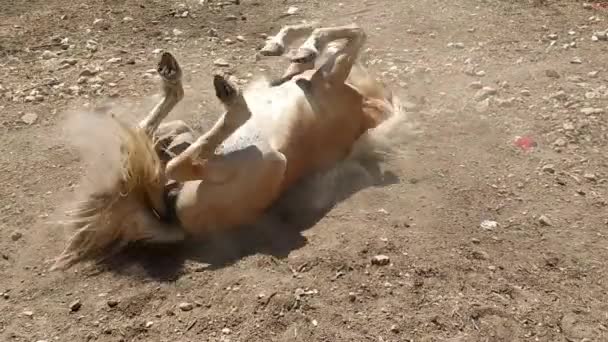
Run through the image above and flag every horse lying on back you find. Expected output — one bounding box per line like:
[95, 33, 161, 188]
[51, 23, 413, 270]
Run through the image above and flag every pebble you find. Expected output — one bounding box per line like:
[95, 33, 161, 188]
[107, 299, 119, 308]
[22, 310, 34, 317]
[106, 57, 122, 64]
[21, 113, 38, 125]
[553, 138, 567, 147]
[447, 42, 465, 49]
[545, 69, 560, 78]
[222, 328, 232, 335]
[570, 57, 582, 64]
[474, 86, 497, 101]
[69, 299, 82, 312]
[541, 164, 555, 174]
[348, 292, 357, 302]
[371, 255, 390, 266]
[178, 302, 193, 311]
[468, 81, 483, 89]
[145, 321, 154, 328]
[480, 220, 498, 231]
[495, 97, 516, 107]
[93, 18, 110, 30]
[41, 50, 57, 60]
[475, 98, 490, 113]
[85, 40, 98, 52]
[588, 71, 599, 78]
[390, 324, 400, 333]
[213, 58, 230, 67]
[580, 107, 604, 115]
[538, 215, 552, 226]
[10, 231, 22, 241]
[583, 173, 597, 181]
[547, 33, 558, 40]
[172, 28, 184, 36]
[286, 6, 299, 15]
[122, 16, 134, 22]
[583, 2, 593, 9]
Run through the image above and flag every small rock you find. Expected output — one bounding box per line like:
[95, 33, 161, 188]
[474, 86, 497, 101]
[520, 89, 531, 96]
[495, 97, 516, 107]
[221, 328, 232, 335]
[583, 173, 597, 182]
[61, 58, 77, 66]
[41, 50, 57, 60]
[93, 18, 110, 30]
[213, 58, 230, 67]
[475, 98, 490, 113]
[69, 299, 82, 312]
[106, 57, 122, 64]
[541, 164, 555, 174]
[172, 28, 184, 36]
[85, 40, 98, 52]
[553, 138, 567, 147]
[371, 255, 390, 266]
[583, 2, 593, 9]
[580, 107, 604, 115]
[468, 81, 483, 89]
[107, 299, 119, 308]
[480, 220, 498, 231]
[348, 292, 357, 302]
[447, 42, 465, 49]
[123, 16, 134, 22]
[547, 33, 558, 40]
[10, 231, 22, 241]
[390, 324, 400, 333]
[286, 6, 299, 15]
[22, 310, 34, 318]
[588, 71, 599, 78]
[570, 57, 582, 64]
[236, 35, 246, 42]
[178, 302, 193, 311]
[21, 113, 38, 125]
[538, 215, 552, 226]
[545, 69, 560, 78]
[145, 321, 154, 328]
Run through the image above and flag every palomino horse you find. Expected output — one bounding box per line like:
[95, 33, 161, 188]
[51, 24, 411, 270]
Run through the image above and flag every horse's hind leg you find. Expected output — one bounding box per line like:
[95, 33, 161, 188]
[165, 74, 252, 182]
[294, 24, 367, 86]
[260, 23, 317, 56]
[138, 52, 184, 136]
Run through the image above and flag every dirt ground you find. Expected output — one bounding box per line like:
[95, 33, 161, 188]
[1, 0, 608, 341]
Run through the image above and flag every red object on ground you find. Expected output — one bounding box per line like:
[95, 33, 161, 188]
[514, 136, 537, 151]
[592, 2, 608, 10]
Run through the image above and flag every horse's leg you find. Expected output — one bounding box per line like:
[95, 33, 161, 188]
[292, 24, 367, 86]
[260, 22, 317, 56]
[138, 52, 184, 136]
[165, 74, 252, 182]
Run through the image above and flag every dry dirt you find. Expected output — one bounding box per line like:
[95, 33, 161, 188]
[1, 0, 608, 341]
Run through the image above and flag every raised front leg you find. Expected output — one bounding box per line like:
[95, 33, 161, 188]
[165, 74, 252, 182]
[260, 22, 317, 56]
[138, 52, 184, 136]
[293, 24, 367, 86]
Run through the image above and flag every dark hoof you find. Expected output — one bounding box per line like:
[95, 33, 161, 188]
[157, 52, 182, 82]
[213, 74, 238, 102]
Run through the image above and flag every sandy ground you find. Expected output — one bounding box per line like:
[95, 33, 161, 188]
[1, 0, 607, 341]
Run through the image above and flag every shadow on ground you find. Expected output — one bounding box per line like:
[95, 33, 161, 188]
[100, 158, 399, 281]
